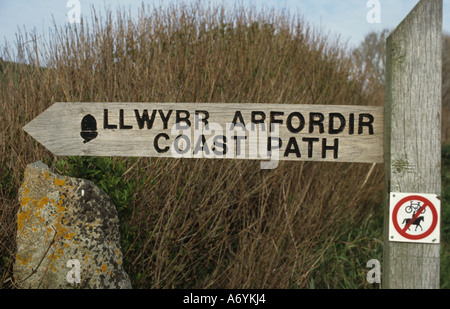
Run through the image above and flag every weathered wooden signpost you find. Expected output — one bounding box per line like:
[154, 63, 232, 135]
[384, 0, 442, 288]
[23, 0, 443, 289]
[23, 102, 384, 163]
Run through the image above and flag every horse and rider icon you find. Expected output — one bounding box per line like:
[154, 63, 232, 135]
[402, 213, 425, 231]
[402, 201, 425, 231]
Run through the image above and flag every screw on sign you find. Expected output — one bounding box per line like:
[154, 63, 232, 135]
[389, 193, 440, 244]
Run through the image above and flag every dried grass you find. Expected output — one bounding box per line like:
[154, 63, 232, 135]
[0, 3, 387, 288]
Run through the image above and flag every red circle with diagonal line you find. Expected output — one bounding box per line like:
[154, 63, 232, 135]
[392, 195, 438, 240]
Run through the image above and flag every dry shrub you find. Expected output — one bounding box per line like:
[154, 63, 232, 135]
[0, 3, 385, 288]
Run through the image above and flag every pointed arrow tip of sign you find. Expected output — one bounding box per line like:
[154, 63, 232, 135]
[22, 121, 36, 138]
[23, 123, 30, 134]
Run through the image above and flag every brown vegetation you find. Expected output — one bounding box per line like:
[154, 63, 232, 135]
[1, 4, 390, 288]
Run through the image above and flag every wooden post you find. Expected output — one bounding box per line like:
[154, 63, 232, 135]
[384, 0, 442, 288]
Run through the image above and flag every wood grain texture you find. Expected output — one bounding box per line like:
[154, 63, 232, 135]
[384, 0, 442, 289]
[24, 102, 384, 163]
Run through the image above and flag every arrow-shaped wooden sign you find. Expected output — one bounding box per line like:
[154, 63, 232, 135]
[23, 102, 384, 163]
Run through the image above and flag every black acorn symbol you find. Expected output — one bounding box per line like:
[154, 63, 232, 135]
[80, 114, 98, 143]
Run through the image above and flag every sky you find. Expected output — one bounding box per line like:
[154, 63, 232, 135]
[1, 0, 449, 56]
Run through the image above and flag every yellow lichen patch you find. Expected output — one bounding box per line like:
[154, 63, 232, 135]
[47, 253, 58, 262]
[52, 198, 65, 213]
[20, 196, 30, 207]
[46, 227, 53, 239]
[54, 222, 67, 240]
[47, 245, 66, 267]
[44, 170, 50, 180]
[101, 264, 108, 272]
[49, 263, 58, 273]
[16, 255, 30, 266]
[34, 209, 41, 218]
[52, 220, 76, 242]
[38, 196, 49, 209]
[64, 232, 75, 240]
[54, 178, 66, 187]
[17, 211, 30, 231]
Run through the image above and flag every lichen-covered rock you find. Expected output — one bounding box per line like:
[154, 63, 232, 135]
[14, 161, 132, 289]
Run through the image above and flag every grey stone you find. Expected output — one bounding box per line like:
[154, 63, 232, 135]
[14, 161, 132, 289]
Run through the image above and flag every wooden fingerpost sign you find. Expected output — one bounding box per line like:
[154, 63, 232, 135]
[384, 0, 442, 289]
[23, 102, 384, 163]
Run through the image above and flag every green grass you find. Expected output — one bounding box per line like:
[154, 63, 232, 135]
[440, 144, 450, 288]
[54, 156, 141, 216]
[309, 202, 384, 289]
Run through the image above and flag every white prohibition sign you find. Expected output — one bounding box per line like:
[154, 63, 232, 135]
[389, 192, 440, 244]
